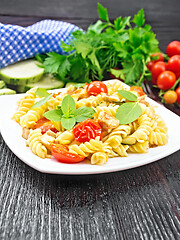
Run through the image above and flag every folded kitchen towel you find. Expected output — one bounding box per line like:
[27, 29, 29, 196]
[0, 20, 81, 69]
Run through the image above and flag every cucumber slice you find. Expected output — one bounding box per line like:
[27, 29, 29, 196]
[0, 88, 16, 95]
[0, 80, 6, 89]
[25, 74, 65, 90]
[0, 59, 44, 86]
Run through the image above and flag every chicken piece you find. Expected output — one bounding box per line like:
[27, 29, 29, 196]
[40, 130, 56, 151]
[22, 127, 30, 140]
[98, 111, 119, 133]
[104, 94, 120, 102]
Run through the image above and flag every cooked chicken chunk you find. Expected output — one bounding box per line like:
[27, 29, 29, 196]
[98, 111, 119, 133]
[22, 127, 30, 140]
[40, 130, 56, 151]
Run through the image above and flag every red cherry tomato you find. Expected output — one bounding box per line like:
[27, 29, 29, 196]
[33, 117, 58, 134]
[166, 41, 180, 57]
[151, 61, 167, 84]
[151, 52, 164, 62]
[167, 55, 180, 73]
[73, 119, 102, 143]
[130, 86, 145, 96]
[86, 81, 108, 96]
[51, 144, 85, 163]
[175, 87, 180, 104]
[147, 61, 154, 71]
[157, 71, 176, 90]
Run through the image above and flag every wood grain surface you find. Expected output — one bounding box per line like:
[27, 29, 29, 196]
[0, 0, 180, 239]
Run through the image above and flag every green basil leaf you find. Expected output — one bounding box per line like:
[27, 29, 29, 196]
[61, 117, 76, 130]
[43, 109, 63, 122]
[117, 90, 137, 101]
[31, 94, 53, 109]
[116, 102, 142, 124]
[97, 3, 109, 22]
[35, 88, 50, 97]
[74, 107, 96, 122]
[61, 94, 76, 117]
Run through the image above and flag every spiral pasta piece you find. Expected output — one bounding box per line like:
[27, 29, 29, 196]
[12, 87, 37, 123]
[69, 137, 105, 157]
[91, 152, 108, 165]
[27, 129, 47, 158]
[20, 103, 47, 128]
[128, 141, 149, 153]
[149, 129, 168, 146]
[56, 131, 74, 145]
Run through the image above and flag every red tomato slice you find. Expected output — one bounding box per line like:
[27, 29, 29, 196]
[130, 86, 145, 96]
[33, 117, 58, 134]
[73, 119, 102, 143]
[51, 144, 85, 163]
[86, 81, 108, 96]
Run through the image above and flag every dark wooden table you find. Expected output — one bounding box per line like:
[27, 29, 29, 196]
[0, 0, 180, 239]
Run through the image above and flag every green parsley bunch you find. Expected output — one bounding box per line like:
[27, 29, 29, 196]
[37, 3, 160, 86]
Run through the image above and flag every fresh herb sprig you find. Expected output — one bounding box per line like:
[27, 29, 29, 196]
[116, 90, 142, 124]
[43, 95, 96, 130]
[36, 3, 160, 86]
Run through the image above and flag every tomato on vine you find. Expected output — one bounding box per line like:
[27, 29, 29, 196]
[166, 41, 180, 57]
[151, 61, 167, 84]
[167, 55, 180, 73]
[163, 90, 177, 104]
[175, 87, 180, 104]
[157, 71, 176, 90]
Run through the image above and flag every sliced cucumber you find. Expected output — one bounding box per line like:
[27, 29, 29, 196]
[25, 74, 65, 91]
[0, 59, 44, 86]
[0, 88, 16, 95]
[0, 80, 6, 89]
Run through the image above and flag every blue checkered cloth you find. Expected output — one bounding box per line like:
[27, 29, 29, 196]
[0, 20, 81, 69]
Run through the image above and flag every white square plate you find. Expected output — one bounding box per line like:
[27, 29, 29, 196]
[0, 80, 180, 175]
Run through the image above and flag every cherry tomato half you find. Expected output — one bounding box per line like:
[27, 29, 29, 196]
[167, 55, 180, 73]
[151, 61, 167, 84]
[164, 90, 177, 104]
[157, 71, 176, 90]
[130, 86, 145, 96]
[86, 81, 108, 96]
[166, 41, 180, 57]
[73, 119, 102, 143]
[33, 117, 58, 134]
[175, 87, 180, 104]
[51, 144, 85, 163]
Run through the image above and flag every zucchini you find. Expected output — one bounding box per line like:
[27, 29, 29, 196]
[0, 59, 44, 85]
[0, 88, 16, 95]
[25, 74, 65, 91]
[0, 80, 6, 89]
